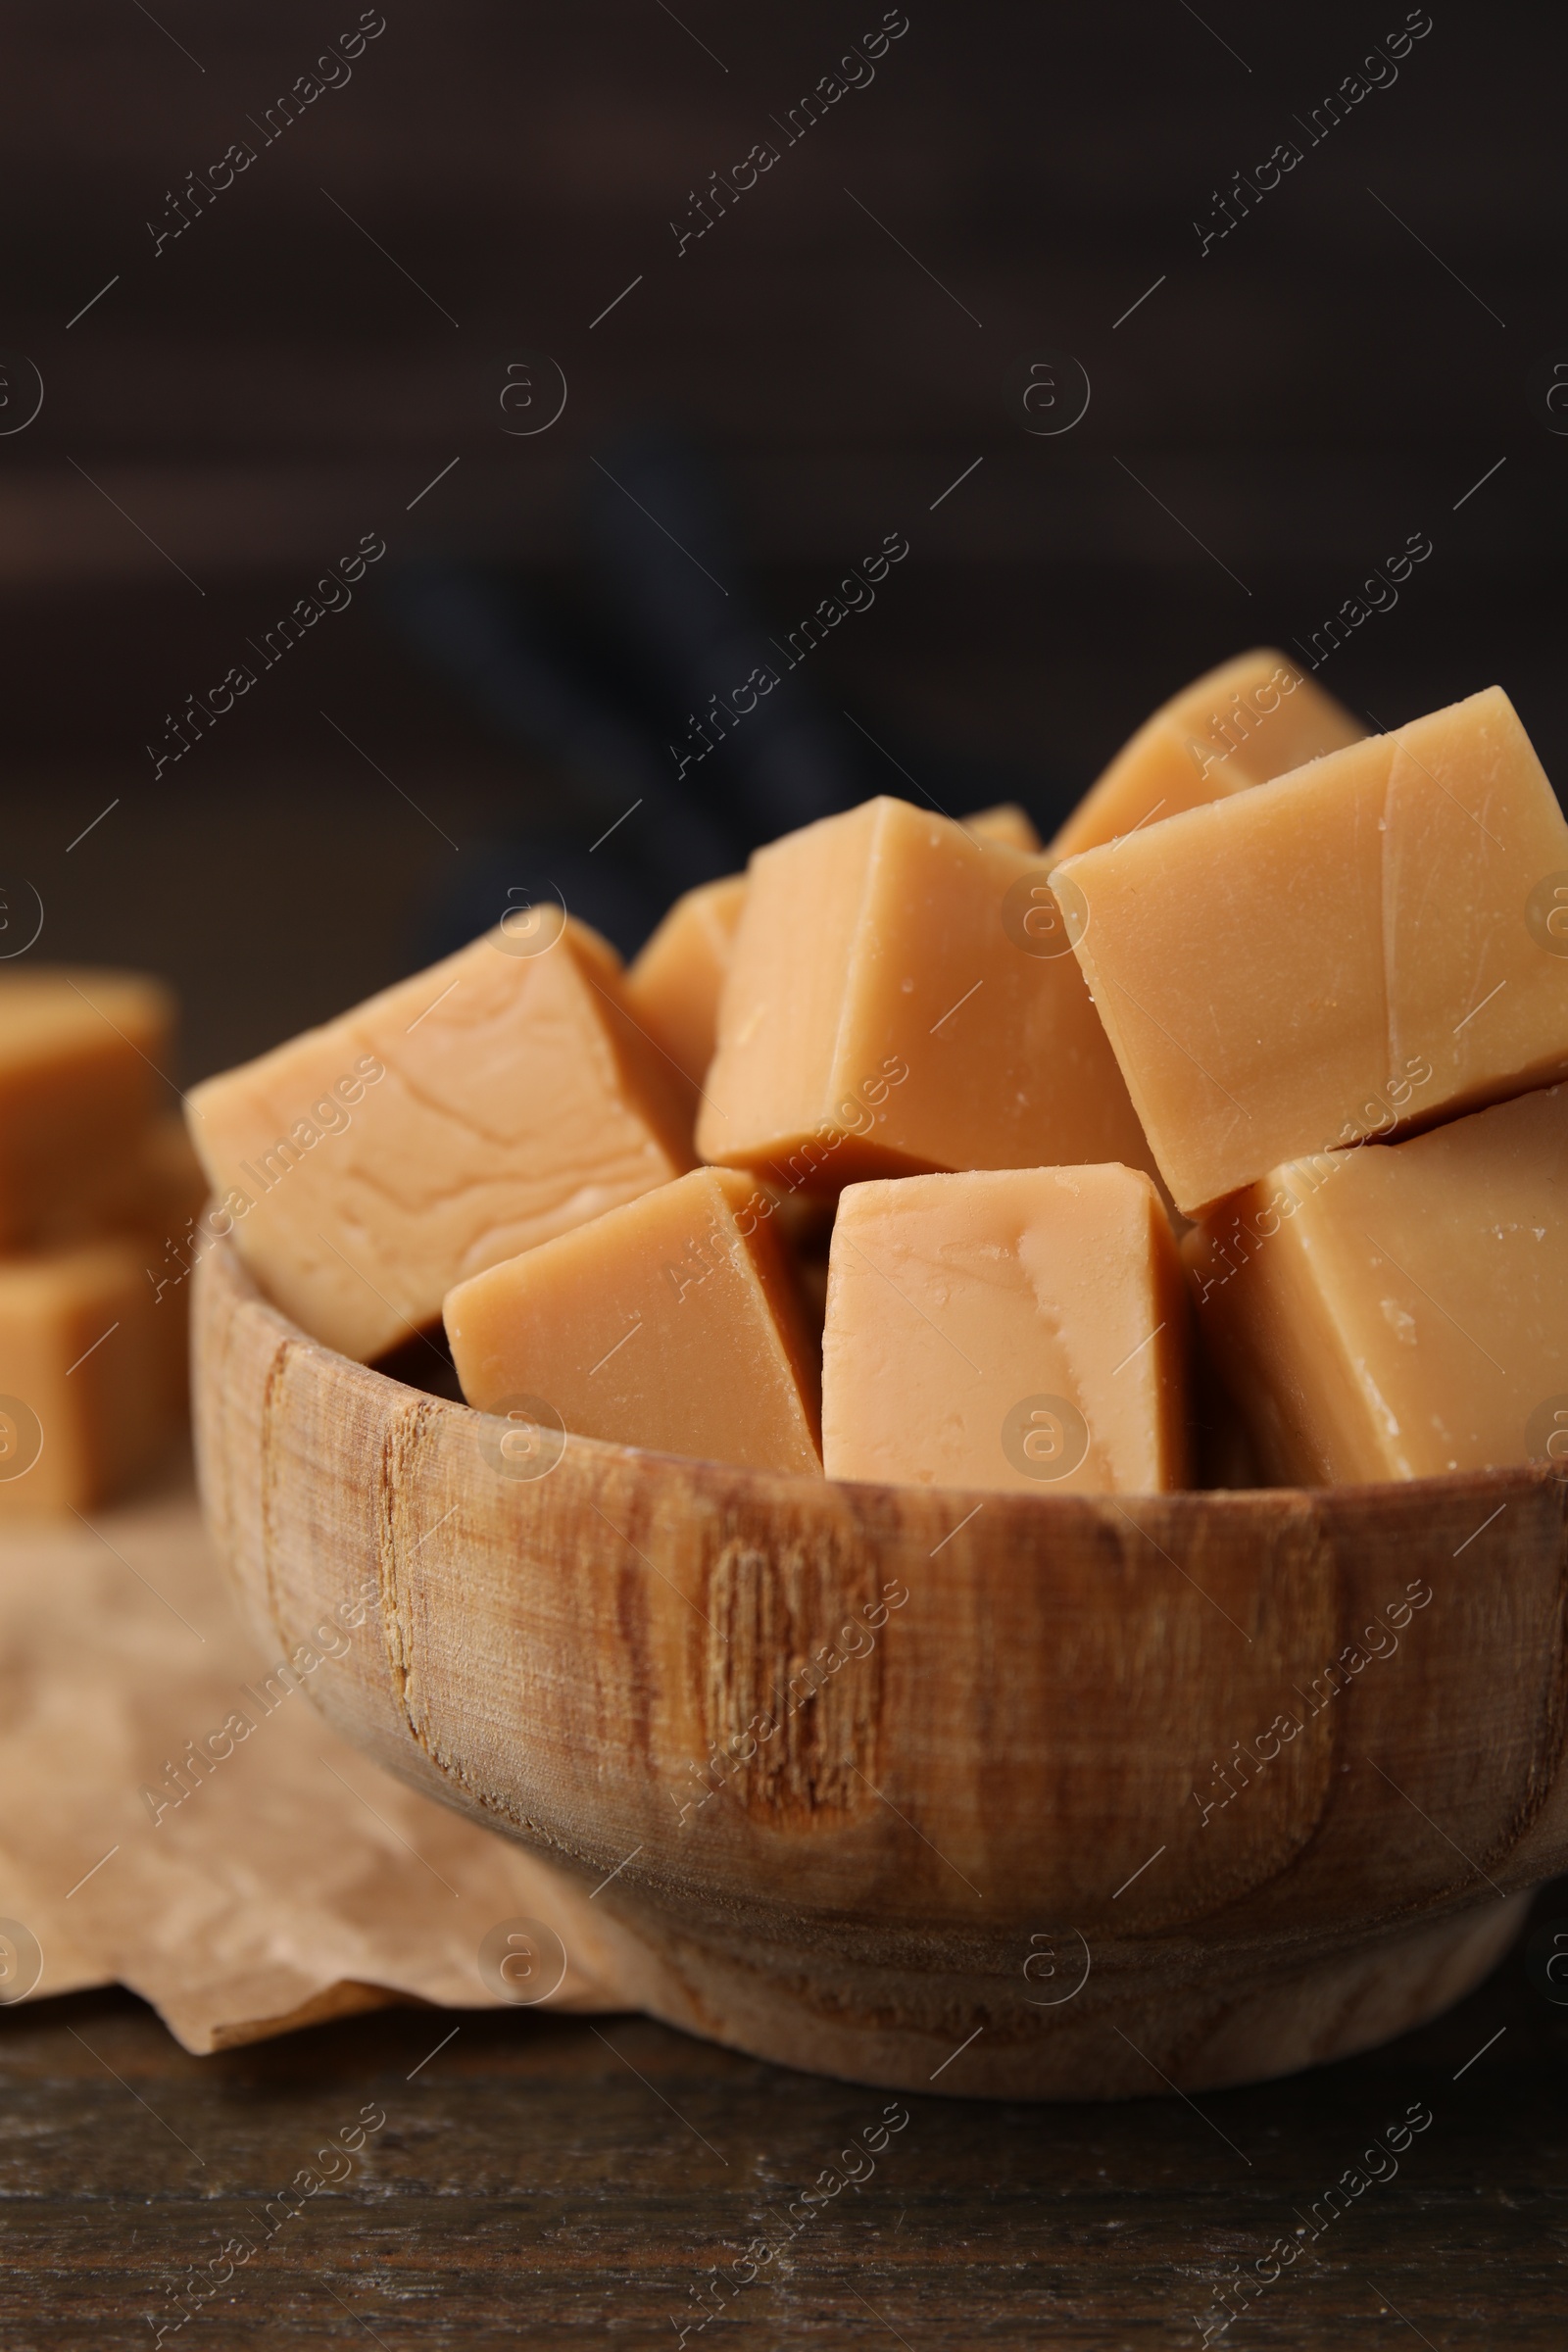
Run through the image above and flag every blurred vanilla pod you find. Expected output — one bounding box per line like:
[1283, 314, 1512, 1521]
[586, 425, 874, 840]
[385, 564, 737, 957]
[384, 433, 1054, 961]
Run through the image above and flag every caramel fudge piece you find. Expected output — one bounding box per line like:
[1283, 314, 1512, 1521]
[0, 1241, 183, 1516]
[29, 1111, 211, 1414]
[962, 803, 1042, 854]
[1050, 649, 1364, 858]
[0, 968, 174, 1249]
[698, 798, 1154, 1194]
[1055, 689, 1568, 1216]
[186, 911, 694, 1361]
[622, 874, 746, 1096]
[445, 1166, 820, 1474]
[121, 1112, 208, 1232]
[618, 832, 1047, 1111]
[39, 1111, 208, 1255]
[822, 1165, 1189, 1493]
[1185, 1084, 1568, 1484]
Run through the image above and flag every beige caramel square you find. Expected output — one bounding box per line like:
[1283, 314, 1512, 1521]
[1055, 688, 1568, 1216]
[698, 797, 1154, 1194]
[961, 803, 1042, 854]
[622, 874, 747, 1101]
[0, 1241, 183, 1516]
[1186, 1083, 1568, 1485]
[1050, 647, 1364, 859]
[186, 912, 693, 1361]
[822, 1164, 1189, 1493]
[444, 1165, 821, 1474]
[0, 967, 174, 1250]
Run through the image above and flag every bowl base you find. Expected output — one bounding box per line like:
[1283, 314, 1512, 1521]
[573, 1887, 1528, 2100]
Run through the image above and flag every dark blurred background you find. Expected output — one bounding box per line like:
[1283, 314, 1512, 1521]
[6, 0, 1563, 1083]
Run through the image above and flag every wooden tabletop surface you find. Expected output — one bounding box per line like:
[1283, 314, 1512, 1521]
[4, 1878, 1564, 2349]
[5, 9, 1567, 2345]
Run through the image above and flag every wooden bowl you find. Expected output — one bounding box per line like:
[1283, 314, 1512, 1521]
[193, 1234, 1565, 2100]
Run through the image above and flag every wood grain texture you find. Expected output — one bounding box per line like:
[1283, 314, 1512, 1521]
[2, 1916, 1563, 2352]
[194, 1234, 1568, 2100]
[2, 1927, 1565, 2352]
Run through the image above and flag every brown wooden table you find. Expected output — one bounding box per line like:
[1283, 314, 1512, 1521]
[3, 1880, 1563, 2349]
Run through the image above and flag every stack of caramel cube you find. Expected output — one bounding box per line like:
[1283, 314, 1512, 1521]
[0, 970, 202, 1514]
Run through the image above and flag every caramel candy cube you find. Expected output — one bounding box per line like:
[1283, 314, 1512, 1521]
[962, 803, 1042, 853]
[622, 874, 747, 1097]
[186, 911, 694, 1362]
[1055, 688, 1568, 1216]
[1185, 1084, 1568, 1484]
[821, 1164, 1189, 1493]
[0, 967, 174, 1249]
[444, 1166, 821, 1474]
[1050, 648, 1364, 858]
[698, 797, 1155, 1194]
[38, 1112, 208, 1258]
[122, 1112, 209, 1241]
[624, 828, 1047, 1102]
[0, 1241, 183, 1516]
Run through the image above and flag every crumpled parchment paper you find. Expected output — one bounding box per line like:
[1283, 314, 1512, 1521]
[0, 1455, 622, 2049]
